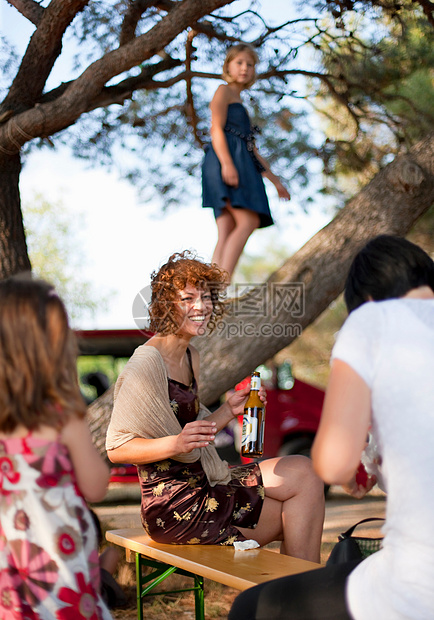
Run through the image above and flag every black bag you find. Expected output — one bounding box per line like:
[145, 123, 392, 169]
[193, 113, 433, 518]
[326, 517, 384, 566]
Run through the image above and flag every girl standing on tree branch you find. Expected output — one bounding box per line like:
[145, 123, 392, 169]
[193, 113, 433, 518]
[202, 43, 290, 280]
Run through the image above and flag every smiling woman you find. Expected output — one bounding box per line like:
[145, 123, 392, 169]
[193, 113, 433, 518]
[105, 250, 325, 560]
[146, 251, 227, 339]
[175, 283, 214, 338]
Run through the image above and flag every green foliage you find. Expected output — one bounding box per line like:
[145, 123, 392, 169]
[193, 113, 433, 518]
[311, 5, 434, 194]
[77, 355, 128, 401]
[22, 193, 106, 324]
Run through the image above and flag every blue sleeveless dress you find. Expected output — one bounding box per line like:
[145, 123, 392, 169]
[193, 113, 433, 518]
[202, 102, 273, 228]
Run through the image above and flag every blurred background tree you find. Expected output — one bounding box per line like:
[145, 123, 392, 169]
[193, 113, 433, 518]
[1, 0, 433, 276]
[22, 193, 108, 324]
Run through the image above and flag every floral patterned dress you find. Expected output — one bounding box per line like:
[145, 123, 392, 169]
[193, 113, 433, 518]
[138, 348, 265, 546]
[0, 433, 112, 620]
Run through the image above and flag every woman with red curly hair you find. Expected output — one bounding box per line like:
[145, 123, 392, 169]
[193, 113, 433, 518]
[106, 251, 324, 560]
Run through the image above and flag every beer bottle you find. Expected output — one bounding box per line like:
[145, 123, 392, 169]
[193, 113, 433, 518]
[241, 371, 266, 458]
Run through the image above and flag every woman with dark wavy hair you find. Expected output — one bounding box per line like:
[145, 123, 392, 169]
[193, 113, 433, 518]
[229, 235, 434, 619]
[106, 251, 324, 560]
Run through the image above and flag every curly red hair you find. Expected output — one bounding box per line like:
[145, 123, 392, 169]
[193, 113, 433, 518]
[149, 251, 228, 335]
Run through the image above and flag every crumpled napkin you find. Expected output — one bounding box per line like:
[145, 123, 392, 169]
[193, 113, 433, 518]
[233, 539, 260, 551]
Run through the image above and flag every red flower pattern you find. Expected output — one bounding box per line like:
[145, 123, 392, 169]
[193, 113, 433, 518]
[59, 534, 74, 554]
[57, 572, 101, 619]
[0, 457, 20, 486]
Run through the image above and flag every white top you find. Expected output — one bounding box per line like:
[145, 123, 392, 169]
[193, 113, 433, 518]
[332, 299, 434, 620]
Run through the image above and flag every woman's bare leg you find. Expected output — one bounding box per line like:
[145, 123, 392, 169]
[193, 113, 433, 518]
[237, 455, 325, 562]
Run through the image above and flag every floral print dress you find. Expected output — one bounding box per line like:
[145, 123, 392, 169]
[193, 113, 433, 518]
[0, 434, 112, 620]
[138, 348, 265, 546]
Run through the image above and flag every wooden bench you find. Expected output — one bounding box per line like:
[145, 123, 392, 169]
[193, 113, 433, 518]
[106, 528, 321, 620]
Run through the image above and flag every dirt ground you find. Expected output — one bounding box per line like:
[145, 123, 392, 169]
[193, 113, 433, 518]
[93, 484, 386, 620]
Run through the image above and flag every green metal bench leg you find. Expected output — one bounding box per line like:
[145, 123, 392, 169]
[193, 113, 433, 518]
[136, 552, 143, 620]
[194, 574, 205, 620]
[135, 552, 205, 620]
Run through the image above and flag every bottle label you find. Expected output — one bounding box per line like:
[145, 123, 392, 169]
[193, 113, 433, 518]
[241, 414, 258, 447]
[251, 375, 261, 391]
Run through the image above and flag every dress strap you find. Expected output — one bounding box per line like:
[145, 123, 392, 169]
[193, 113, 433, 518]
[186, 347, 196, 382]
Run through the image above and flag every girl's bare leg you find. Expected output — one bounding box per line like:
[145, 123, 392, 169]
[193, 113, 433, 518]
[99, 546, 121, 575]
[218, 205, 260, 277]
[237, 456, 325, 563]
[212, 205, 236, 269]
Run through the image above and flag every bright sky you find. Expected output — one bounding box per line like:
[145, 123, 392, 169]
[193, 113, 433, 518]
[1, 1, 332, 329]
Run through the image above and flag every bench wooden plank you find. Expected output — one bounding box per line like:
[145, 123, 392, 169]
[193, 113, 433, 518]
[106, 528, 321, 591]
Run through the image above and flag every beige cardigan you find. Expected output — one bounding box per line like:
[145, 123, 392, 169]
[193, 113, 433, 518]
[106, 345, 231, 486]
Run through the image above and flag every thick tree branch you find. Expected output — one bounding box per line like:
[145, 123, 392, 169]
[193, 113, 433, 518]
[0, 0, 235, 153]
[5, 0, 44, 25]
[2, 0, 90, 113]
[37, 55, 183, 111]
[195, 132, 434, 403]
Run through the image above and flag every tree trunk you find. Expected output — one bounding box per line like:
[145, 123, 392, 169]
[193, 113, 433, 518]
[0, 152, 31, 277]
[86, 132, 434, 454]
[197, 132, 434, 402]
[87, 386, 115, 458]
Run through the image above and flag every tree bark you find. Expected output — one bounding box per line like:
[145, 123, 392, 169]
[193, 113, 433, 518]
[87, 386, 116, 458]
[0, 153, 31, 277]
[196, 132, 434, 402]
[0, 0, 236, 154]
[0, 0, 236, 282]
[86, 132, 434, 453]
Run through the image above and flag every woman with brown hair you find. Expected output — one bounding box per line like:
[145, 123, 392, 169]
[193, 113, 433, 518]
[0, 275, 112, 619]
[106, 251, 324, 561]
